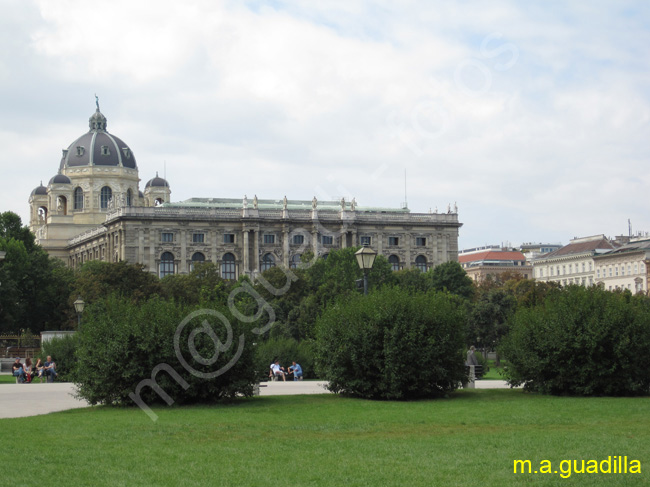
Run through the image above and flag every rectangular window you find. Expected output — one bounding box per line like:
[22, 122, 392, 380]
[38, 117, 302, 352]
[635, 263, 639, 274]
[388, 237, 399, 246]
[223, 233, 235, 244]
[192, 233, 205, 243]
[322, 235, 333, 245]
[162, 232, 174, 243]
[596, 269, 600, 278]
[609, 267, 613, 277]
[292, 235, 304, 245]
[416, 237, 426, 246]
[263, 234, 275, 244]
[360, 236, 371, 246]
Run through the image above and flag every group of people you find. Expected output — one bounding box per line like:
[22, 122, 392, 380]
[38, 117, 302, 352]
[269, 359, 303, 382]
[11, 356, 57, 383]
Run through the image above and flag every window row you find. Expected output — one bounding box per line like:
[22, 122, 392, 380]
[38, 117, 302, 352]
[596, 262, 644, 279]
[159, 252, 432, 278]
[360, 236, 427, 247]
[68, 186, 135, 211]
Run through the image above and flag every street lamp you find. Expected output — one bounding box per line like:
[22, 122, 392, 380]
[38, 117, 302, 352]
[355, 246, 377, 295]
[73, 296, 85, 329]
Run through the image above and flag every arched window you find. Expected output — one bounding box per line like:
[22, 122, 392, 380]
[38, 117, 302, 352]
[389, 255, 400, 272]
[126, 189, 133, 206]
[100, 186, 112, 209]
[74, 187, 84, 210]
[159, 252, 175, 278]
[415, 255, 427, 272]
[38, 206, 48, 221]
[290, 254, 302, 269]
[261, 253, 275, 272]
[190, 252, 205, 272]
[221, 253, 236, 280]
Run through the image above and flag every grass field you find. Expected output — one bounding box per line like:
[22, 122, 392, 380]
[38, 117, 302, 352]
[1, 390, 648, 486]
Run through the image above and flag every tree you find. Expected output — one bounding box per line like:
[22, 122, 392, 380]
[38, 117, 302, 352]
[427, 261, 475, 299]
[72, 260, 162, 305]
[0, 212, 74, 334]
[466, 288, 516, 362]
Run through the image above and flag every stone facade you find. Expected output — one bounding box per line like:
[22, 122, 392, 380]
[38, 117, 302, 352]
[31, 106, 462, 278]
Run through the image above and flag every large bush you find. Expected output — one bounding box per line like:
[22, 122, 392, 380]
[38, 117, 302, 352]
[315, 286, 467, 399]
[73, 296, 258, 407]
[254, 337, 316, 380]
[500, 286, 650, 396]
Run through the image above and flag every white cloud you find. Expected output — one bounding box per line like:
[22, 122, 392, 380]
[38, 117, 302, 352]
[2, 0, 649, 249]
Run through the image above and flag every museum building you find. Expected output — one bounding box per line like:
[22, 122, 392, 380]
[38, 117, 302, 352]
[29, 105, 462, 279]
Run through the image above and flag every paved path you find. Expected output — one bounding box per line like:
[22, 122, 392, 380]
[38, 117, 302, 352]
[0, 380, 514, 419]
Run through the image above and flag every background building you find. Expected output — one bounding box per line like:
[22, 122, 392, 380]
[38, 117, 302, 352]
[532, 235, 618, 287]
[458, 247, 531, 283]
[31, 106, 462, 278]
[593, 238, 650, 293]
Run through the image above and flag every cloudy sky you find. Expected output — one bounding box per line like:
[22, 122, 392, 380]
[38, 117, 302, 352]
[2, 0, 649, 249]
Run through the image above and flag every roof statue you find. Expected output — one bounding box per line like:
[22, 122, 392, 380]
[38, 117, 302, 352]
[95, 93, 100, 111]
[351, 197, 356, 211]
[312, 196, 317, 209]
[340, 197, 345, 210]
[253, 195, 258, 209]
[243, 195, 248, 208]
[283, 195, 288, 209]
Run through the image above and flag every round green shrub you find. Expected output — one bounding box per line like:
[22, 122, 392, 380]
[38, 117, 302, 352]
[315, 286, 467, 399]
[500, 286, 650, 396]
[73, 295, 258, 406]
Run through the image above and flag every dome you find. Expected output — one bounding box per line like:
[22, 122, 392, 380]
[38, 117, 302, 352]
[58, 106, 137, 171]
[49, 174, 71, 185]
[31, 182, 47, 196]
[145, 172, 170, 188]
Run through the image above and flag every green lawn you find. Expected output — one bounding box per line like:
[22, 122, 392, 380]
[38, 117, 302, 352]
[2, 390, 649, 486]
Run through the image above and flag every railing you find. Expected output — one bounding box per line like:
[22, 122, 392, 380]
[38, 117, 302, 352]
[68, 226, 107, 246]
[102, 205, 460, 225]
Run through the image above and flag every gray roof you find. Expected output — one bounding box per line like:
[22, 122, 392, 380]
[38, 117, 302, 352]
[145, 173, 170, 188]
[31, 184, 47, 196]
[49, 174, 71, 184]
[59, 108, 137, 170]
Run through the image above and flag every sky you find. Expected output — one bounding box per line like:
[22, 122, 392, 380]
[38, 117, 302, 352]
[2, 0, 649, 250]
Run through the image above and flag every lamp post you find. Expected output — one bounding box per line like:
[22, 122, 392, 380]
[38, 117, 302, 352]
[73, 296, 85, 329]
[355, 246, 377, 295]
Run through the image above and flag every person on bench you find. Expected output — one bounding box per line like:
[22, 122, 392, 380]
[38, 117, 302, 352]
[288, 361, 303, 381]
[12, 358, 25, 383]
[270, 359, 286, 381]
[43, 356, 57, 383]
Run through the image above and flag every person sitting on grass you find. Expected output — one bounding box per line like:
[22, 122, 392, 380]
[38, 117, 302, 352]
[43, 355, 57, 382]
[288, 361, 303, 381]
[12, 358, 25, 383]
[270, 359, 286, 382]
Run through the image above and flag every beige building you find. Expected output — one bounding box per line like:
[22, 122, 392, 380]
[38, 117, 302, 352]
[30, 105, 462, 278]
[532, 235, 618, 287]
[593, 238, 650, 293]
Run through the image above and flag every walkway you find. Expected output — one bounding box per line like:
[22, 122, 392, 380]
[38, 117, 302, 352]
[0, 380, 514, 419]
